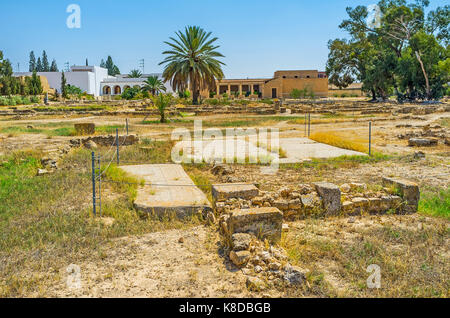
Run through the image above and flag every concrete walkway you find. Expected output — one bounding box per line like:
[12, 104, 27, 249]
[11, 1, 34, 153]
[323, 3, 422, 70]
[174, 137, 366, 164]
[279, 138, 367, 163]
[119, 164, 212, 218]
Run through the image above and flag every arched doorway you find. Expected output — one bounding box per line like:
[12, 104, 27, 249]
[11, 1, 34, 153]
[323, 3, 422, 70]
[123, 85, 131, 91]
[114, 86, 122, 95]
[103, 86, 111, 95]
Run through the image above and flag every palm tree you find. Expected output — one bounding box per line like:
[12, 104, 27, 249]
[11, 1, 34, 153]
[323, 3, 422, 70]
[152, 93, 172, 123]
[128, 69, 142, 78]
[142, 75, 167, 96]
[159, 26, 225, 105]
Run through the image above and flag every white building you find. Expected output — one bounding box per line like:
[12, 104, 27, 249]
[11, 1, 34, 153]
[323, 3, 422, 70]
[13, 66, 173, 97]
[100, 73, 173, 96]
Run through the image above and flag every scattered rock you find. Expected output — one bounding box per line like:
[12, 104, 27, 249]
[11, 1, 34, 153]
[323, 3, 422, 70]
[231, 233, 253, 251]
[340, 183, 351, 193]
[408, 138, 438, 147]
[382, 177, 420, 213]
[206, 211, 216, 225]
[229, 250, 251, 267]
[413, 151, 425, 159]
[246, 277, 266, 291]
[211, 164, 234, 176]
[178, 237, 184, 244]
[283, 265, 306, 286]
[37, 168, 49, 176]
[84, 140, 98, 150]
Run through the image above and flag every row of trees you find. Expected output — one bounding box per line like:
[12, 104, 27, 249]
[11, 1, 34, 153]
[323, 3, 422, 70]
[326, 0, 449, 101]
[1, 51, 42, 96]
[29, 51, 58, 72]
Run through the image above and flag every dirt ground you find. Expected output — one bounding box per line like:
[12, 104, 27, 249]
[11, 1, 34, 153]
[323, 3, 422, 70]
[0, 105, 448, 298]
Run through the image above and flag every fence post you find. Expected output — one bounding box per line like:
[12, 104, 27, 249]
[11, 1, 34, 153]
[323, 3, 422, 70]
[91, 152, 96, 217]
[97, 155, 102, 217]
[369, 121, 372, 156]
[116, 128, 120, 165]
[304, 113, 307, 137]
[126, 118, 129, 136]
[308, 113, 311, 137]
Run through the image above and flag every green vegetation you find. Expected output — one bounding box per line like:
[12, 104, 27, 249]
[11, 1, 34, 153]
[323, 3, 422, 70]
[143, 75, 167, 96]
[419, 188, 450, 219]
[100, 56, 120, 76]
[160, 26, 225, 104]
[327, 1, 449, 101]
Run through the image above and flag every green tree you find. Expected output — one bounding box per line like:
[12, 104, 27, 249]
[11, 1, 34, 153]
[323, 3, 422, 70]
[29, 51, 36, 72]
[61, 72, 67, 99]
[42, 51, 49, 72]
[36, 57, 43, 72]
[160, 26, 225, 104]
[128, 69, 142, 78]
[50, 59, 58, 72]
[142, 75, 166, 95]
[152, 93, 172, 123]
[105, 56, 120, 76]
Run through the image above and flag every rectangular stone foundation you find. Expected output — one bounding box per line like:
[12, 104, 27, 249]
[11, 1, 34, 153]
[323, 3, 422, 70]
[228, 207, 283, 243]
[212, 183, 259, 202]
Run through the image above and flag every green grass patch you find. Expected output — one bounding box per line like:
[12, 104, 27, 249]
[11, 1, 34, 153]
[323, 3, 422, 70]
[419, 188, 450, 219]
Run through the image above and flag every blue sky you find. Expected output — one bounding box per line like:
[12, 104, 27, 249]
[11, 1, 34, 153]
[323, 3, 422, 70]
[1, 0, 447, 78]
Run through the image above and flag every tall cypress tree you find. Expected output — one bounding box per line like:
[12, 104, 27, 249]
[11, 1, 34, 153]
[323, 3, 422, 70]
[36, 57, 43, 72]
[42, 51, 49, 72]
[86, 58, 89, 66]
[50, 59, 58, 72]
[61, 71, 67, 98]
[29, 51, 36, 72]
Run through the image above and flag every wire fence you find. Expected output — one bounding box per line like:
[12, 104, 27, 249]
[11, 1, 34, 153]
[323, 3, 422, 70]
[88, 115, 447, 216]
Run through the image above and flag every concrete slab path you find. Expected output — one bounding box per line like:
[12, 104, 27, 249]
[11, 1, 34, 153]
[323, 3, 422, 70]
[119, 164, 212, 218]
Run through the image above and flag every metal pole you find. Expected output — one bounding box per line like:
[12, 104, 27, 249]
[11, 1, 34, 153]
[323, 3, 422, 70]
[126, 118, 129, 135]
[369, 121, 372, 156]
[116, 128, 120, 165]
[304, 113, 307, 137]
[308, 113, 311, 137]
[91, 152, 96, 217]
[97, 155, 102, 217]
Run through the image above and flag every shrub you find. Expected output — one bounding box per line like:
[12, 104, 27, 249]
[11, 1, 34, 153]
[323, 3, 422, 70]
[0, 97, 8, 106]
[30, 96, 40, 103]
[291, 88, 302, 99]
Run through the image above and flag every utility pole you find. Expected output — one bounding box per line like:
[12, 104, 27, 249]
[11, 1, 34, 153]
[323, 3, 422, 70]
[17, 63, 20, 72]
[139, 59, 145, 74]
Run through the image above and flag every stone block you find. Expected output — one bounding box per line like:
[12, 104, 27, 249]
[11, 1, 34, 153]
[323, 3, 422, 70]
[408, 138, 438, 147]
[212, 183, 259, 202]
[229, 250, 251, 267]
[229, 207, 283, 243]
[382, 177, 419, 213]
[314, 182, 342, 215]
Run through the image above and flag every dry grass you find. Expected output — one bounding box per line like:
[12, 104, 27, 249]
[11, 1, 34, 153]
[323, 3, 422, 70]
[309, 131, 369, 153]
[281, 215, 449, 298]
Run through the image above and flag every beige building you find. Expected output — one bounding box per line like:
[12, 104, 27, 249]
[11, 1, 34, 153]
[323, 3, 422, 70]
[204, 70, 328, 99]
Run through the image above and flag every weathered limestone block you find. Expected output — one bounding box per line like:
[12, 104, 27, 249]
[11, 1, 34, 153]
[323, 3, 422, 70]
[229, 207, 283, 243]
[74, 123, 95, 135]
[272, 199, 289, 211]
[382, 177, 420, 213]
[212, 183, 259, 202]
[300, 193, 322, 211]
[314, 182, 342, 215]
[229, 250, 251, 267]
[232, 233, 253, 251]
[408, 138, 438, 147]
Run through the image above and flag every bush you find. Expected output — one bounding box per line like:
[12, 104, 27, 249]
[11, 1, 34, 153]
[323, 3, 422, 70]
[0, 97, 8, 106]
[290, 88, 302, 99]
[30, 96, 40, 103]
